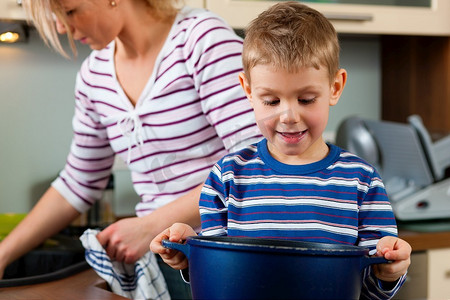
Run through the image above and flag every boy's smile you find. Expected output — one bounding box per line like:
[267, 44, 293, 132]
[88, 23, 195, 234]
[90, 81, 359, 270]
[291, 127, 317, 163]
[240, 64, 346, 165]
[278, 129, 307, 144]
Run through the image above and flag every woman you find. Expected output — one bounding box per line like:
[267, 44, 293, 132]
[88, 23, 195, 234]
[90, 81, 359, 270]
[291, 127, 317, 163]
[0, 0, 261, 298]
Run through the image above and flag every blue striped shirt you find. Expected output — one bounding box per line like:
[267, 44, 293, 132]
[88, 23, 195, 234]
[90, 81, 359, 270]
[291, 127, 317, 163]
[199, 139, 405, 299]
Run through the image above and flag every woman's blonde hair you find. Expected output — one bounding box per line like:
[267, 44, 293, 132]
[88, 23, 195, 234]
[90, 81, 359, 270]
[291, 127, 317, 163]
[242, 1, 340, 84]
[23, 0, 183, 58]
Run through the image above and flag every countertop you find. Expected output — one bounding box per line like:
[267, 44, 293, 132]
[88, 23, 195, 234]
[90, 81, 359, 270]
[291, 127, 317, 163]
[399, 228, 450, 252]
[0, 268, 128, 300]
[0, 228, 447, 299]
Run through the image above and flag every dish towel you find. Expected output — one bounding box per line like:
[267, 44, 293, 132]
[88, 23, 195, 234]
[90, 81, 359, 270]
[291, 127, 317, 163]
[80, 229, 170, 300]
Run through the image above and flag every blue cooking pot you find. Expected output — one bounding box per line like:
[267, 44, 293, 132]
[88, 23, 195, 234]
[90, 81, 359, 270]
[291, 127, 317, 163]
[163, 236, 389, 300]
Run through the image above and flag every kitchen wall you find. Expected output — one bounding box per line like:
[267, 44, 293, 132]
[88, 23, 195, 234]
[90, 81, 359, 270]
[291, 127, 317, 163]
[330, 34, 381, 136]
[0, 29, 380, 213]
[0, 28, 91, 213]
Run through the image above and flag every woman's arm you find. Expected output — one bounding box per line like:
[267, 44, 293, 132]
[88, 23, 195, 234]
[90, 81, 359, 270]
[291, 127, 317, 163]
[186, 11, 262, 152]
[0, 187, 80, 279]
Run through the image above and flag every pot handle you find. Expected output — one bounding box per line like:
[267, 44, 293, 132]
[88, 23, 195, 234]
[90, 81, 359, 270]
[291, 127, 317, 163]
[360, 256, 392, 271]
[162, 239, 190, 259]
[360, 256, 391, 271]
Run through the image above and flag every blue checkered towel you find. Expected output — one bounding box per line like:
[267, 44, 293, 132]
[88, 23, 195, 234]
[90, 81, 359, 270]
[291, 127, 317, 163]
[80, 229, 170, 300]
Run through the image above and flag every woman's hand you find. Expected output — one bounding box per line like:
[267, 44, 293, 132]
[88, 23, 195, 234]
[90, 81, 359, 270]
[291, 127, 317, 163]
[97, 183, 202, 264]
[150, 223, 197, 270]
[96, 217, 153, 264]
[373, 236, 412, 282]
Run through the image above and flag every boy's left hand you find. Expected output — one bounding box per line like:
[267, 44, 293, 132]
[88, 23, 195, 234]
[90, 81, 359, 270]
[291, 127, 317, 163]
[373, 236, 412, 282]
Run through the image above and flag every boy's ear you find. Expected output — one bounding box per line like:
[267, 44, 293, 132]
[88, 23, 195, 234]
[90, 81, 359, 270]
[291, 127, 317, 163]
[239, 72, 253, 105]
[329, 69, 347, 106]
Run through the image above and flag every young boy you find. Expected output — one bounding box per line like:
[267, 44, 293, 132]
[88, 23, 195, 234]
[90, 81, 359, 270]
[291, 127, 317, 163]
[151, 2, 411, 298]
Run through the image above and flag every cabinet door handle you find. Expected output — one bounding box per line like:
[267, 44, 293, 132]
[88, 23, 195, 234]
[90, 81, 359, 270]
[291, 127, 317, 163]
[445, 270, 450, 278]
[324, 13, 373, 21]
[16, 0, 22, 5]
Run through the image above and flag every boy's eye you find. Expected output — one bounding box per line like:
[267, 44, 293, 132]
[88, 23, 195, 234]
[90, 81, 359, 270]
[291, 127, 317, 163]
[65, 9, 75, 16]
[298, 98, 316, 104]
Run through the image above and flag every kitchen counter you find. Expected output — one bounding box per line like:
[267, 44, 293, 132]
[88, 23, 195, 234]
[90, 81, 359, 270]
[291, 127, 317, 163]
[0, 228, 446, 299]
[0, 268, 128, 300]
[399, 228, 450, 252]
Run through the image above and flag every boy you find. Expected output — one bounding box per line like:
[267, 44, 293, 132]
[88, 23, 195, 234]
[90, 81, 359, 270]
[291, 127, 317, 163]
[151, 2, 411, 298]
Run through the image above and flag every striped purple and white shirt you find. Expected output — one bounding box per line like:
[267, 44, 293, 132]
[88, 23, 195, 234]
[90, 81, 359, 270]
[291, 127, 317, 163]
[52, 6, 261, 216]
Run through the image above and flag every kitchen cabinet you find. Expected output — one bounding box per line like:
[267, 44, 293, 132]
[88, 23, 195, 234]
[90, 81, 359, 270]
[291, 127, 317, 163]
[393, 251, 427, 300]
[0, 0, 26, 21]
[205, 0, 450, 36]
[381, 35, 450, 134]
[393, 249, 450, 299]
[0, 0, 205, 22]
[396, 229, 450, 299]
[428, 248, 450, 298]
[186, 0, 205, 8]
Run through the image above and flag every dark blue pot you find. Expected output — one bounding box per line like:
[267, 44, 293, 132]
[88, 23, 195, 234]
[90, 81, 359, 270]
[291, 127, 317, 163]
[163, 236, 389, 300]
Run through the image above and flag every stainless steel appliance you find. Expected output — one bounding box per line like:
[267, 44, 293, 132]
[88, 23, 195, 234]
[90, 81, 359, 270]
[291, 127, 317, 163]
[336, 115, 450, 221]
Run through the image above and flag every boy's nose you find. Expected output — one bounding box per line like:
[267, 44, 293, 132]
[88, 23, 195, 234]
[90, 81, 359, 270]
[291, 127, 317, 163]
[279, 106, 300, 124]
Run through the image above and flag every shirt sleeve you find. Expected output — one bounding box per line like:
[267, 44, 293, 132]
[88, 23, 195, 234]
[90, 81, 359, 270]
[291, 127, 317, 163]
[361, 268, 407, 300]
[199, 160, 228, 236]
[52, 61, 115, 213]
[358, 170, 407, 299]
[184, 11, 262, 152]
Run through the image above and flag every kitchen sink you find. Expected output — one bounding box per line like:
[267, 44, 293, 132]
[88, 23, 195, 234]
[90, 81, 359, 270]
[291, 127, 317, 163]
[0, 233, 90, 288]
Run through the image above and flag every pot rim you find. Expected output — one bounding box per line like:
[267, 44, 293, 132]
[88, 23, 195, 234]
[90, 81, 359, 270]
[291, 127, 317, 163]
[187, 236, 370, 256]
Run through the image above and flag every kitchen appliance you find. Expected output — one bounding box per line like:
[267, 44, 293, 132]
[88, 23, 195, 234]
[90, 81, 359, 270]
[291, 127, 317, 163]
[335, 115, 450, 221]
[163, 236, 388, 300]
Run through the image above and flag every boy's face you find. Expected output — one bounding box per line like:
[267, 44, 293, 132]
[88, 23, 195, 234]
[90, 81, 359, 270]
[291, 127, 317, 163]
[239, 65, 346, 165]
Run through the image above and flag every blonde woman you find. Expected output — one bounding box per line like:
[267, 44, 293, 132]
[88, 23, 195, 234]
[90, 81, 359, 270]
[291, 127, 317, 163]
[0, 0, 261, 298]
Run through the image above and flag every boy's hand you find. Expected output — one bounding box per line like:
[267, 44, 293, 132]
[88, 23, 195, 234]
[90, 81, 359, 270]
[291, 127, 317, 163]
[150, 223, 197, 270]
[373, 236, 412, 282]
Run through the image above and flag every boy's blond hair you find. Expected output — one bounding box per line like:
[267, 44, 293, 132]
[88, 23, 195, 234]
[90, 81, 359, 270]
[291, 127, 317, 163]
[23, 0, 183, 58]
[242, 1, 339, 84]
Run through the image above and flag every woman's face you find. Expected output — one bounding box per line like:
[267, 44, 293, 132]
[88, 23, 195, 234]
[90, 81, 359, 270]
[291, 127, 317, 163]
[55, 0, 123, 50]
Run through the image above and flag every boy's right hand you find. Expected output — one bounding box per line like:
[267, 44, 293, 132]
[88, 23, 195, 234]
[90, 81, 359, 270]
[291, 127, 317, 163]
[150, 223, 197, 270]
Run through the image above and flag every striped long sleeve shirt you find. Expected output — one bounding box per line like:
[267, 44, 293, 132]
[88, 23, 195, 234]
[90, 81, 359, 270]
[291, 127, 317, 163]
[52, 6, 261, 216]
[199, 139, 405, 299]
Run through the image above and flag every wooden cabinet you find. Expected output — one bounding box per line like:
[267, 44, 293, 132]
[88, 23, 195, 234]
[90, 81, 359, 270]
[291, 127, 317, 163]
[393, 251, 427, 300]
[396, 230, 450, 299]
[204, 1, 450, 133]
[0, 0, 26, 21]
[393, 249, 450, 299]
[428, 248, 450, 298]
[381, 35, 450, 133]
[205, 0, 450, 35]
